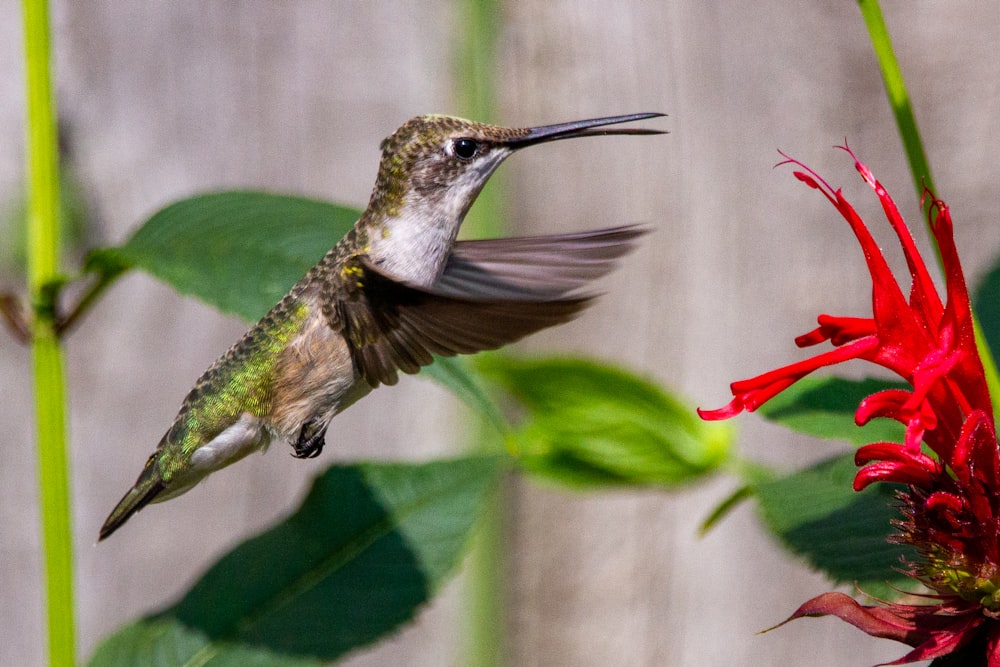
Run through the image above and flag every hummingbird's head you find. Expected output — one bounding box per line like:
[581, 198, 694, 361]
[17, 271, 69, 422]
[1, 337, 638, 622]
[363, 112, 664, 284]
[369, 112, 666, 220]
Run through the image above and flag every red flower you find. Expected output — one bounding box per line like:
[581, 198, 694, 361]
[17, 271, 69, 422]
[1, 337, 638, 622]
[700, 148, 1000, 665]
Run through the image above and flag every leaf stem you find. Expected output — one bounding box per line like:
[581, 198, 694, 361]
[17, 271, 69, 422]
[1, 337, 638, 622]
[55, 267, 123, 337]
[23, 0, 76, 663]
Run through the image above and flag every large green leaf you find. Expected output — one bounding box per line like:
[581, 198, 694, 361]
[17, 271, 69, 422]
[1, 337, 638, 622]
[87, 618, 322, 667]
[754, 453, 917, 599]
[757, 376, 908, 447]
[87, 191, 360, 321]
[89, 456, 504, 666]
[478, 356, 733, 488]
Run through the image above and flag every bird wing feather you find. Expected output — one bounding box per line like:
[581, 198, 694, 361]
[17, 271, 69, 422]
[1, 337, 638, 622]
[324, 226, 645, 387]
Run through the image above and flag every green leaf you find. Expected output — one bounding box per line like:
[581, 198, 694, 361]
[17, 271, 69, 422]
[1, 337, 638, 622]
[757, 376, 908, 447]
[89, 456, 504, 666]
[88, 617, 322, 667]
[477, 356, 733, 489]
[754, 453, 917, 599]
[974, 258, 1000, 363]
[87, 191, 360, 321]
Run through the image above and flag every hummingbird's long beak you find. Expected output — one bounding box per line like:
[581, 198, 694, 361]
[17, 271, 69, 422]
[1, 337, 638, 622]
[507, 112, 666, 148]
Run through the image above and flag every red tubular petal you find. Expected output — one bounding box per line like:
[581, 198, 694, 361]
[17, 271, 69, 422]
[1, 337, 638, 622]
[843, 146, 943, 325]
[855, 442, 938, 471]
[930, 198, 995, 419]
[728, 337, 878, 397]
[949, 409, 1000, 489]
[696, 401, 744, 421]
[793, 326, 829, 347]
[854, 461, 936, 491]
[700, 337, 880, 419]
[792, 170, 820, 188]
[795, 315, 875, 348]
[856, 389, 913, 425]
[925, 491, 964, 515]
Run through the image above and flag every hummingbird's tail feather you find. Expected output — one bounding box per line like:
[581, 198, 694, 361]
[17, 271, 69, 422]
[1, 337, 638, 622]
[439, 225, 648, 300]
[99, 460, 167, 541]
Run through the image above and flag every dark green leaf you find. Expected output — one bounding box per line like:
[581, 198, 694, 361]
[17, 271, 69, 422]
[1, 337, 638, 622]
[974, 258, 1000, 362]
[87, 191, 360, 321]
[754, 453, 917, 598]
[477, 356, 733, 489]
[757, 376, 908, 447]
[89, 456, 503, 665]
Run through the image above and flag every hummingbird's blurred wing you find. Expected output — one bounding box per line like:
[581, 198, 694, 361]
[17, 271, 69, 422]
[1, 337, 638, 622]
[329, 255, 590, 387]
[437, 225, 647, 299]
[326, 225, 644, 387]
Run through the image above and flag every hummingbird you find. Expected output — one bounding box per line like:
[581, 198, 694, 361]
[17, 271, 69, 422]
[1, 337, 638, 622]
[99, 112, 664, 540]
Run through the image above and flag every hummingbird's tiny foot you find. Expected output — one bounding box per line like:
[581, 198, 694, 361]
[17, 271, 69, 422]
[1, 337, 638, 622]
[292, 418, 328, 459]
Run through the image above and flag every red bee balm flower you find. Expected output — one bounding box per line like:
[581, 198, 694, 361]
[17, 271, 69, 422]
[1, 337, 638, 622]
[700, 148, 1000, 665]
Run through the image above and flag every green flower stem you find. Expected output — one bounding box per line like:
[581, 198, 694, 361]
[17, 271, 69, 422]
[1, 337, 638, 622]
[23, 0, 76, 664]
[32, 334, 73, 665]
[858, 0, 1000, 417]
[453, 1, 506, 664]
[857, 0, 935, 203]
[453, 0, 504, 239]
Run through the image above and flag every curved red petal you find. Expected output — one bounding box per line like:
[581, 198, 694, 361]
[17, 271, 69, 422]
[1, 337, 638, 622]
[843, 146, 943, 328]
[856, 389, 913, 425]
[795, 315, 875, 348]
[855, 442, 938, 472]
[777, 592, 919, 643]
[854, 461, 936, 491]
[700, 337, 880, 419]
[696, 401, 744, 421]
[925, 491, 964, 515]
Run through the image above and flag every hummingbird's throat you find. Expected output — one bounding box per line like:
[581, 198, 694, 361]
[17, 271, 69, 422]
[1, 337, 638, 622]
[368, 209, 462, 286]
[369, 161, 498, 285]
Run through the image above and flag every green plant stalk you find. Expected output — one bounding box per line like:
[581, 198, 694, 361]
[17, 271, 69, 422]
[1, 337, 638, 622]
[463, 426, 508, 667]
[453, 0, 504, 239]
[857, 0, 935, 203]
[858, 0, 1000, 418]
[453, 0, 506, 664]
[23, 0, 76, 664]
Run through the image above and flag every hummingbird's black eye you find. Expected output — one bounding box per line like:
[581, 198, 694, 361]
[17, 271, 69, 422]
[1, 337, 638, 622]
[452, 138, 479, 160]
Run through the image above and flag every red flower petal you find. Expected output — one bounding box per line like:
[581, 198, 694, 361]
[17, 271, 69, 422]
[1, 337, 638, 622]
[778, 592, 984, 664]
[795, 315, 875, 348]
